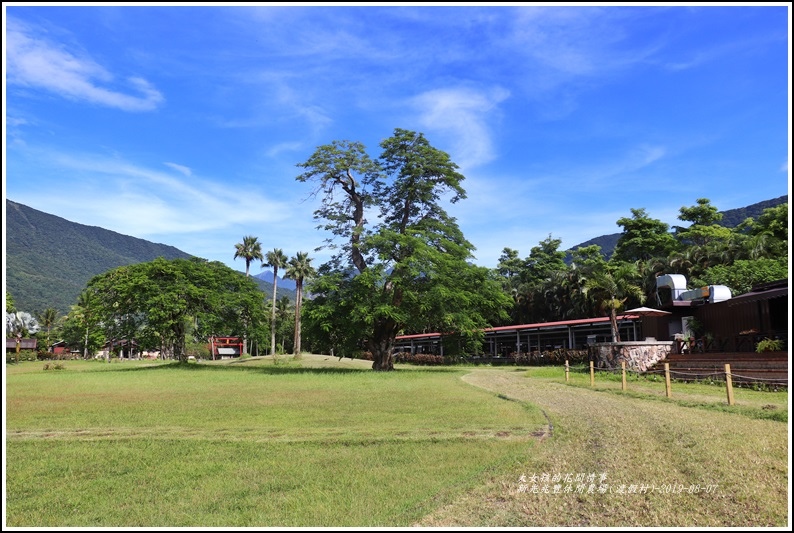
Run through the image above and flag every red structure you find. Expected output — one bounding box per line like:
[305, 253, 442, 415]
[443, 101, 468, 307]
[208, 336, 244, 359]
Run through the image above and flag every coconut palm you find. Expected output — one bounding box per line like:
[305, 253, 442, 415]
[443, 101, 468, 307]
[262, 248, 289, 356]
[37, 307, 60, 350]
[233, 235, 264, 277]
[234, 235, 264, 355]
[583, 263, 645, 342]
[284, 252, 315, 359]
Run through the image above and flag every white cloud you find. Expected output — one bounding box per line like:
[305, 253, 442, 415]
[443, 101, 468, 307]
[264, 142, 304, 158]
[164, 162, 193, 177]
[6, 17, 163, 112]
[25, 150, 292, 237]
[412, 86, 510, 170]
[566, 143, 667, 189]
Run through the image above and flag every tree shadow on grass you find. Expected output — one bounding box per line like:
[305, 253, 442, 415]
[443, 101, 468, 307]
[107, 361, 462, 376]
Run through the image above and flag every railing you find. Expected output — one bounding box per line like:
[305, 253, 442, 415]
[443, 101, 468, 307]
[673, 332, 787, 354]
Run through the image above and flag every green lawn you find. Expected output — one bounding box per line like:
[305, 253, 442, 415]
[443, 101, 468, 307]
[5, 357, 789, 527]
[5, 357, 546, 527]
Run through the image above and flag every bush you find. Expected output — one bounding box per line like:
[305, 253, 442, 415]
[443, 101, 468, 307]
[756, 338, 784, 353]
[394, 352, 445, 365]
[6, 349, 38, 364]
[43, 362, 66, 371]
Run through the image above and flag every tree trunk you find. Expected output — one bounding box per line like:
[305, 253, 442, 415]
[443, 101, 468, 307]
[270, 268, 278, 356]
[610, 309, 621, 343]
[369, 318, 398, 371]
[293, 280, 303, 359]
[174, 321, 187, 363]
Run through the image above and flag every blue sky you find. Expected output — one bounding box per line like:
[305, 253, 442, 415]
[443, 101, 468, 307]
[3, 4, 790, 276]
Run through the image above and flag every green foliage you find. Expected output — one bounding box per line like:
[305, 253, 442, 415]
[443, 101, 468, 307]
[85, 257, 266, 362]
[523, 235, 568, 286]
[677, 197, 723, 227]
[582, 262, 644, 341]
[6, 350, 38, 363]
[185, 340, 211, 360]
[233, 235, 264, 277]
[613, 207, 680, 263]
[698, 257, 788, 295]
[756, 338, 784, 353]
[298, 128, 510, 370]
[284, 251, 316, 356]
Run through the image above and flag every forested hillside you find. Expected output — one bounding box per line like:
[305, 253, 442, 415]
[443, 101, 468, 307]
[6, 195, 784, 316]
[565, 195, 788, 262]
[5, 200, 292, 315]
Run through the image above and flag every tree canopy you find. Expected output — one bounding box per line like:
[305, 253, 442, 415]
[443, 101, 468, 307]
[84, 257, 265, 362]
[298, 128, 510, 370]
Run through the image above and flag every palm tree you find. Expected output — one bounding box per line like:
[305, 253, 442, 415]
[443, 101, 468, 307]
[37, 307, 60, 350]
[233, 235, 264, 277]
[284, 252, 315, 359]
[262, 248, 289, 357]
[234, 236, 263, 355]
[583, 263, 645, 342]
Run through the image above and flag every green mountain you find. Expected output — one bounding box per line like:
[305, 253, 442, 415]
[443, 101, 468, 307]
[5, 200, 293, 315]
[7, 196, 785, 315]
[565, 195, 788, 263]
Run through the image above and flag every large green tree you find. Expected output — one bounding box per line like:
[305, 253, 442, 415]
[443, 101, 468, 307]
[61, 290, 104, 359]
[298, 128, 510, 370]
[699, 257, 788, 296]
[85, 257, 264, 362]
[613, 208, 679, 263]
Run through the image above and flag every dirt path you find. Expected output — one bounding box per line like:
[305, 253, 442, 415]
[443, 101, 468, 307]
[416, 369, 788, 527]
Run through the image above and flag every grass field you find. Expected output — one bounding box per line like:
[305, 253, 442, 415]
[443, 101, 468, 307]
[4, 356, 790, 527]
[5, 356, 546, 527]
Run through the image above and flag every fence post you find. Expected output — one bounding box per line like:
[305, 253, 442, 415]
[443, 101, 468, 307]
[565, 359, 570, 383]
[621, 361, 627, 391]
[664, 362, 672, 398]
[589, 361, 595, 387]
[725, 363, 735, 406]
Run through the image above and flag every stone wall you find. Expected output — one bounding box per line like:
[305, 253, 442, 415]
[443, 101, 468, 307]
[592, 341, 674, 372]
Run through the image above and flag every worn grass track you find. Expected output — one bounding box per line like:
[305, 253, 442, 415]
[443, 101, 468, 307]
[415, 369, 789, 527]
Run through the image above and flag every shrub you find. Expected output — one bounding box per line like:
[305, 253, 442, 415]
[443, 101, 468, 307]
[756, 338, 784, 353]
[6, 349, 38, 364]
[394, 352, 444, 365]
